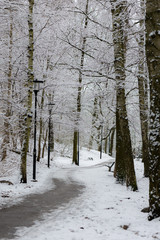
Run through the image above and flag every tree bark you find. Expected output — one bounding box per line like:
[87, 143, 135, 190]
[72, 0, 89, 165]
[42, 129, 48, 159]
[73, 130, 78, 165]
[1, 8, 13, 161]
[37, 89, 44, 162]
[111, 0, 138, 191]
[50, 120, 54, 152]
[109, 127, 115, 156]
[145, 0, 160, 220]
[138, 0, 149, 177]
[89, 96, 98, 149]
[20, 0, 34, 183]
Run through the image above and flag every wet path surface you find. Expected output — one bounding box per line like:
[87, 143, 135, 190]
[0, 178, 84, 239]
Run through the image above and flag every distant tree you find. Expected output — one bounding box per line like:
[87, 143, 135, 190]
[37, 88, 45, 162]
[109, 126, 115, 156]
[137, 0, 149, 177]
[72, 0, 89, 165]
[145, 0, 160, 220]
[89, 95, 98, 149]
[89, 93, 103, 152]
[0, 6, 13, 161]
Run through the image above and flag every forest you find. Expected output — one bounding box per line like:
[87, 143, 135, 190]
[0, 0, 159, 222]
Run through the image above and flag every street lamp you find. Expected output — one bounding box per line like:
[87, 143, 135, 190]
[77, 130, 79, 166]
[33, 79, 43, 181]
[48, 101, 55, 168]
[100, 121, 103, 159]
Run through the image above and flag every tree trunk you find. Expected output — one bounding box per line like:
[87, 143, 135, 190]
[89, 96, 98, 149]
[37, 89, 45, 162]
[111, 0, 138, 191]
[138, 0, 149, 177]
[50, 120, 54, 152]
[42, 129, 48, 159]
[20, 0, 34, 183]
[109, 127, 115, 156]
[73, 130, 78, 165]
[1, 8, 13, 161]
[145, 0, 160, 220]
[104, 137, 108, 154]
[72, 0, 89, 165]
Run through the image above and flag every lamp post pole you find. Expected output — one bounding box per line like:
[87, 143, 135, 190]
[77, 130, 79, 166]
[33, 89, 38, 180]
[48, 102, 55, 168]
[33, 79, 43, 181]
[100, 122, 103, 159]
[48, 108, 51, 168]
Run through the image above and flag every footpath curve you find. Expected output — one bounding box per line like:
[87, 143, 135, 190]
[0, 178, 84, 239]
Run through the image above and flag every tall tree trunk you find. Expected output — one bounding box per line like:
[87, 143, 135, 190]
[89, 95, 103, 152]
[145, 0, 160, 220]
[73, 130, 78, 165]
[37, 89, 44, 162]
[89, 96, 98, 149]
[50, 120, 54, 152]
[72, 0, 89, 165]
[138, 0, 149, 177]
[109, 127, 115, 156]
[104, 137, 108, 154]
[1, 8, 13, 161]
[111, 0, 138, 191]
[42, 129, 48, 159]
[20, 0, 34, 183]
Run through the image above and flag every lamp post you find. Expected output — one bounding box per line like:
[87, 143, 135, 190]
[100, 121, 103, 159]
[48, 102, 55, 168]
[33, 79, 43, 181]
[77, 130, 79, 166]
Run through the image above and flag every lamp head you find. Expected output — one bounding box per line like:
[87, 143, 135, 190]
[33, 79, 43, 91]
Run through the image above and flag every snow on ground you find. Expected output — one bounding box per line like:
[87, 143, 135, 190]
[0, 148, 112, 209]
[0, 152, 55, 209]
[0, 148, 160, 240]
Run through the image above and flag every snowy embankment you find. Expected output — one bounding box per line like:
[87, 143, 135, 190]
[0, 148, 159, 240]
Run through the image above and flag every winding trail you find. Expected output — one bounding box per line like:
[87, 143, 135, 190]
[0, 178, 84, 239]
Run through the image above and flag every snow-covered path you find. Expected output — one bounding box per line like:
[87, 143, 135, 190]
[0, 149, 159, 240]
[0, 177, 84, 239]
[16, 161, 159, 240]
